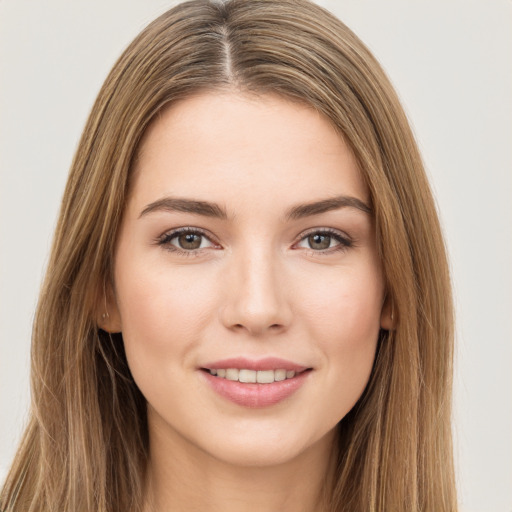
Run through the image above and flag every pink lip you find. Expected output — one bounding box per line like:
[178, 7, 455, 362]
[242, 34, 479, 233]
[202, 357, 308, 372]
[199, 357, 312, 409]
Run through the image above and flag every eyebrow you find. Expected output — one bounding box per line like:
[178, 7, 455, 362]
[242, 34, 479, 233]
[285, 195, 372, 220]
[139, 197, 228, 219]
[139, 195, 371, 220]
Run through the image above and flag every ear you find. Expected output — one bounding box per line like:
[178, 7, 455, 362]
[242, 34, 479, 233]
[97, 282, 122, 333]
[380, 294, 394, 331]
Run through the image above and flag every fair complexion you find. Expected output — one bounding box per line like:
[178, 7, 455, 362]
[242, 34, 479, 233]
[102, 92, 391, 512]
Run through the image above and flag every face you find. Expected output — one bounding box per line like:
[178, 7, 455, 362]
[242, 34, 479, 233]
[104, 92, 389, 468]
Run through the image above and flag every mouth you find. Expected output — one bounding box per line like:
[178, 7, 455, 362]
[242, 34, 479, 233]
[201, 367, 310, 384]
[199, 358, 313, 408]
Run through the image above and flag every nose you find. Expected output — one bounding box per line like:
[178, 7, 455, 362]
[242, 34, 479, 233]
[220, 246, 292, 336]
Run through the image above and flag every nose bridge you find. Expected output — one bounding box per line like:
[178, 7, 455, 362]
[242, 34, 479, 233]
[222, 240, 291, 335]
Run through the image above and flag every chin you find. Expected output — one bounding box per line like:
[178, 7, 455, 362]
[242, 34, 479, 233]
[191, 418, 338, 469]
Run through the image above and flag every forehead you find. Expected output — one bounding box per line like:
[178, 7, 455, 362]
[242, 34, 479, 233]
[130, 91, 368, 214]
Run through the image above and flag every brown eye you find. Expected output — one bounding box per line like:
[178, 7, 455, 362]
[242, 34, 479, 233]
[295, 229, 352, 253]
[158, 228, 216, 252]
[307, 233, 332, 250]
[177, 233, 203, 250]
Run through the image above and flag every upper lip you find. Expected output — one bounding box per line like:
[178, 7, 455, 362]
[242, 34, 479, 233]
[201, 357, 310, 372]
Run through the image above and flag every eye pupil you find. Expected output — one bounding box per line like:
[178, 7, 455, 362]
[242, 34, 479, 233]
[178, 233, 202, 250]
[308, 234, 331, 250]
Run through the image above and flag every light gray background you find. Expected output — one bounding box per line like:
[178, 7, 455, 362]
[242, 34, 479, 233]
[1, 1, 511, 511]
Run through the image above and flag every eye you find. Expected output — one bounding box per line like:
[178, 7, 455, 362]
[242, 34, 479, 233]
[157, 228, 218, 253]
[295, 229, 352, 253]
[173, 232, 208, 250]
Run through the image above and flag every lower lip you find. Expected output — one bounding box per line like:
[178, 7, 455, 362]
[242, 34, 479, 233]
[201, 370, 311, 408]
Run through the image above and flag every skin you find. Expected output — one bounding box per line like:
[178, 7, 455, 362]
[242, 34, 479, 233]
[101, 91, 391, 512]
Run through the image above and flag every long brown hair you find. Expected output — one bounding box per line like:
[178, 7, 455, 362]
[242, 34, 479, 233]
[1, 1, 456, 510]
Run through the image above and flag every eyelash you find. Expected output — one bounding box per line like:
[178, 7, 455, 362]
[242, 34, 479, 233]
[295, 227, 353, 255]
[155, 227, 353, 257]
[156, 227, 218, 258]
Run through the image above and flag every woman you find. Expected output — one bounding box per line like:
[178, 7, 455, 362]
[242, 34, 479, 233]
[0, 0, 457, 511]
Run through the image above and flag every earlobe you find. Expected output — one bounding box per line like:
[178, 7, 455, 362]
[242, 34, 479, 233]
[380, 296, 395, 331]
[97, 284, 122, 333]
[98, 309, 122, 333]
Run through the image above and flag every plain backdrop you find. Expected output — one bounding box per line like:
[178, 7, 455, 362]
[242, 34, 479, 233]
[1, 1, 511, 511]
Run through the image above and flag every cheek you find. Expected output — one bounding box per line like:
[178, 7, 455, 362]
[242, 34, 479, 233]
[295, 264, 383, 397]
[113, 257, 219, 370]
[298, 262, 383, 340]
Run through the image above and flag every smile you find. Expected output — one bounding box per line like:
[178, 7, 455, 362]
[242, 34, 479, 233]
[200, 358, 312, 408]
[207, 368, 299, 383]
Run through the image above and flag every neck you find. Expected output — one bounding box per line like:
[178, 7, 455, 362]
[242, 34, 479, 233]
[143, 419, 338, 512]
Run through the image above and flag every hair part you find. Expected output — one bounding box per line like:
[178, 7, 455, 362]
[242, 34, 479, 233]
[1, 1, 456, 511]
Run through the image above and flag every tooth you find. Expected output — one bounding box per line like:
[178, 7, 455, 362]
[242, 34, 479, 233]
[212, 367, 298, 382]
[225, 368, 239, 381]
[274, 369, 286, 381]
[239, 369, 257, 383]
[257, 370, 275, 383]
